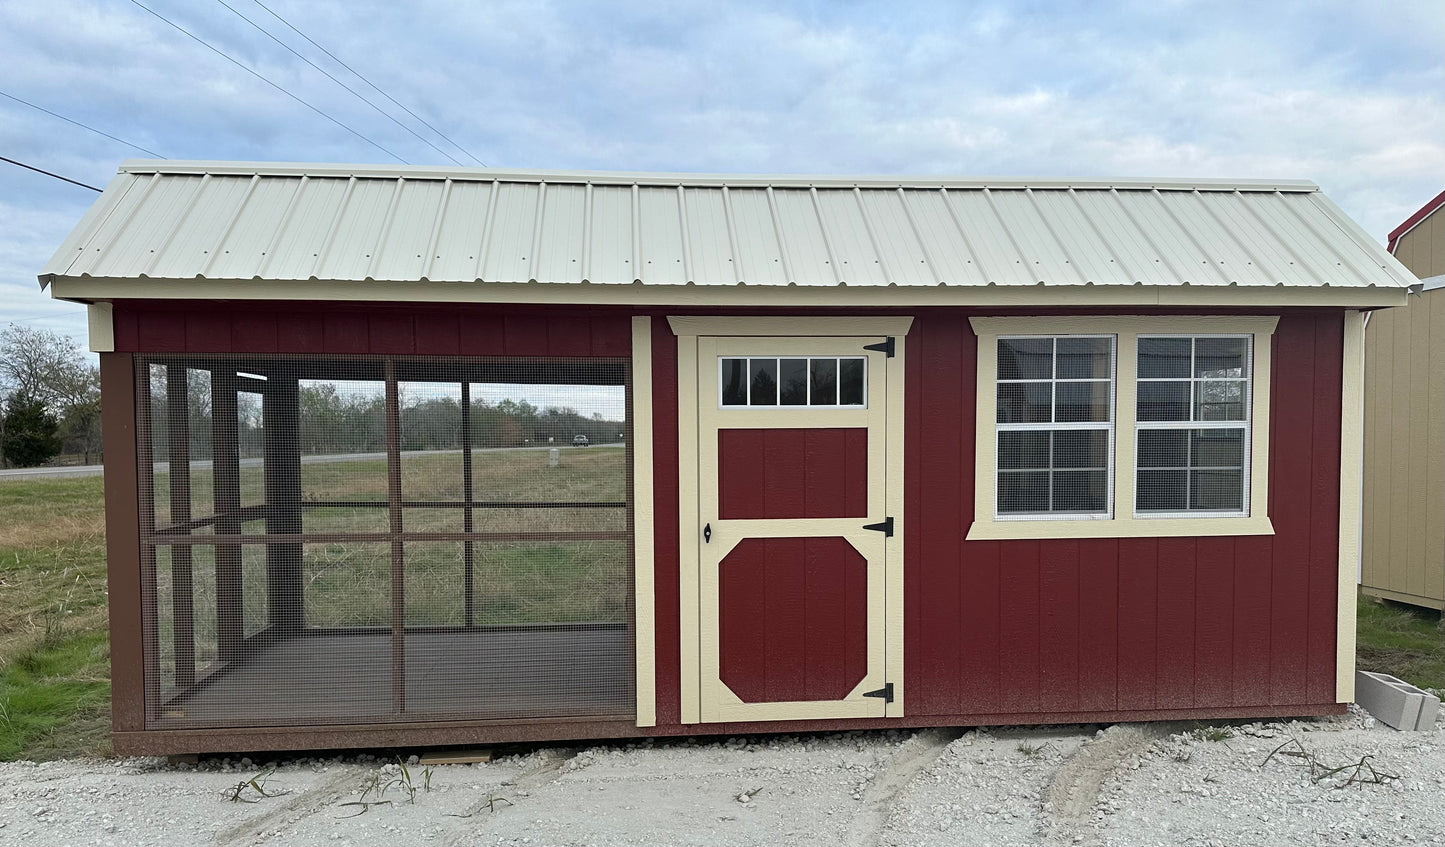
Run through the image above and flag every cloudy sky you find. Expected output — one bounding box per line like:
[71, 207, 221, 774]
[1, 0, 1441, 348]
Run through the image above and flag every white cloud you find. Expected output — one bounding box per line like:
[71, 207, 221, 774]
[0, 0, 1440, 337]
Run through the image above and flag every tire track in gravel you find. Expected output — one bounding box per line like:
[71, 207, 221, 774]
[846, 728, 964, 847]
[1044, 722, 1185, 845]
[438, 747, 578, 846]
[212, 766, 367, 846]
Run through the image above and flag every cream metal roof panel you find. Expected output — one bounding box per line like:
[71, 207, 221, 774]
[534, 183, 586, 284]
[316, 178, 397, 281]
[771, 189, 834, 285]
[899, 190, 984, 285]
[145, 175, 242, 278]
[91, 174, 200, 277]
[1032, 190, 1124, 285]
[726, 188, 787, 285]
[206, 177, 297, 279]
[681, 188, 735, 286]
[638, 187, 686, 285]
[39, 160, 1416, 296]
[41, 172, 137, 278]
[945, 189, 1031, 285]
[479, 182, 539, 285]
[588, 185, 634, 284]
[815, 190, 885, 286]
[264, 178, 350, 278]
[371, 179, 446, 281]
[858, 190, 932, 285]
[425, 180, 491, 281]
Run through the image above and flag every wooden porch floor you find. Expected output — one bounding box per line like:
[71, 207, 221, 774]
[165, 627, 633, 725]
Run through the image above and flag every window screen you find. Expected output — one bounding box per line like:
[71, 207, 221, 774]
[1135, 336, 1250, 515]
[136, 355, 633, 729]
[995, 336, 1114, 516]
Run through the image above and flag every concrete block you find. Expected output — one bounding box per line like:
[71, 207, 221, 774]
[1355, 670, 1441, 731]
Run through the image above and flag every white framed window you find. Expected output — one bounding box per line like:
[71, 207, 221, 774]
[968, 315, 1278, 541]
[1135, 335, 1251, 517]
[994, 335, 1115, 518]
[718, 356, 867, 408]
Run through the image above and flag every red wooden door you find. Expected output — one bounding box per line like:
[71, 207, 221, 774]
[695, 336, 895, 722]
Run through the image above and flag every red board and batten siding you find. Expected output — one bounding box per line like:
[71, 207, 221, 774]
[110, 302, 633, 357]
[109, 300, 1345, 741]
[900, 310, 1345, 719]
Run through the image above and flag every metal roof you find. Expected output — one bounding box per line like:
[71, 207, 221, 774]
[41, 160, 1415, 292]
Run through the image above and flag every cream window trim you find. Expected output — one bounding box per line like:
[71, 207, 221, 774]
[630, 317, 657, 727]
[968, 315, 1279, 541]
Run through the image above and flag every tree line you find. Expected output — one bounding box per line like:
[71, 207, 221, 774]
[148, 372, 625, 458]
[0, 324, 101, 467]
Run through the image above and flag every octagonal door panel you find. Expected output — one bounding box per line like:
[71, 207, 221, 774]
[695, 335, 895, 723]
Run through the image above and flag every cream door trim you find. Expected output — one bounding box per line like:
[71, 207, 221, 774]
[967, 315, 1278, 541]
[697, 335, 889, 722]
[1337, 310, 1364, 703]
[669, 315, 915, 338]
[630, 316, 657, 727]
[674, 315, 909, 723]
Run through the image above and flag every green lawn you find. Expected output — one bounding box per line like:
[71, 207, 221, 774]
[0, 476, 112, 760]
[1356, 592, 1444, 692]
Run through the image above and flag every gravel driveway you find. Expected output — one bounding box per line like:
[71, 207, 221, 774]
[1, 707, 1440, 846]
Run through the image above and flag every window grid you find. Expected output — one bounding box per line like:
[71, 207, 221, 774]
[718, 356, 868, 409]
[995, 335, 1116, 519]
[1135, 334, 1252, 518]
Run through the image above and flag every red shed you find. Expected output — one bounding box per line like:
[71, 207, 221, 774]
[40, 162, 1414, 755]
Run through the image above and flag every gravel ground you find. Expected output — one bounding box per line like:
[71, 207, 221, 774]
[0, 707, 1440, 846]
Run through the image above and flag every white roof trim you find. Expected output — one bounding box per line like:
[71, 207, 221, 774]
[115, 159, 1321, 193]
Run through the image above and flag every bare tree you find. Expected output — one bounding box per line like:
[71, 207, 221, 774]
[0, 324, 101, 465]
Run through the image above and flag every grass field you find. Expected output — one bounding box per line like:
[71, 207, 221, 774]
[0, 476, 112, 760]
[2, 459, 1443, 760]
[1356, 594, 1444, 691]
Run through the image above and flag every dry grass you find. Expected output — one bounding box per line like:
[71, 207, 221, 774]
[0, 476, 112, 760]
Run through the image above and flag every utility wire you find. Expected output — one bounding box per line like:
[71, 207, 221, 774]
[213, 0, 464, 165]
[0, 90, 165, 158]
[126, 0, 408, 164]
[249, 0, 487, 166]
[0, 155, 103, 191]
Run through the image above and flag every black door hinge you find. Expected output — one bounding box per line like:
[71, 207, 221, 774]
[703, 522, 712, 543]
[862, 516, 893, 537]
[863, 682, 894, 703]
[863, 336, 895, 357]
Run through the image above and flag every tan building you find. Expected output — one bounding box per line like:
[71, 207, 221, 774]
[1362, 190, 1445, 609]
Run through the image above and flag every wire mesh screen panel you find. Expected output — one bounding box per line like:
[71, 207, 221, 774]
[135, 355, 633, 728]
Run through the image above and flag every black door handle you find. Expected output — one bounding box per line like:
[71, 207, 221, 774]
[703, 522, 712, 543]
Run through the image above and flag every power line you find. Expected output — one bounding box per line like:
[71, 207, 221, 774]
[249, 0, 487, 166]
[0, 155, 103, 191]
[126, 0, 408, 164]
[0, 90, 165, 158]
[213, 0, 463, 165]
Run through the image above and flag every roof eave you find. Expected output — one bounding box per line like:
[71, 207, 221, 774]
[46, 276, 1411, 310]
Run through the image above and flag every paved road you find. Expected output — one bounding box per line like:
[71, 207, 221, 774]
[0, 442, 623, 482]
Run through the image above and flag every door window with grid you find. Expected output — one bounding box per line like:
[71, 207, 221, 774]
[1135, 336, 1251, 515]
[994, 336, 1115, 517]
